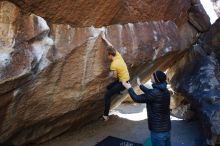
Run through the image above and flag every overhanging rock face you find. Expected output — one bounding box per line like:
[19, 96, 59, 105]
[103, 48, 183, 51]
[8, 0, 192, 27]
[0, 0, 211, 145]
[168, 18, 220, 145]
[0, 1, 182, 145]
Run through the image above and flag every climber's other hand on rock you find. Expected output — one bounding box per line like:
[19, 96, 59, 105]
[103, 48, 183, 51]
[122, 82, 132, 89]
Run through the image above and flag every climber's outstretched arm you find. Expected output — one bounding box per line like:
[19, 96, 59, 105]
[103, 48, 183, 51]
[101, 32, 113, 47]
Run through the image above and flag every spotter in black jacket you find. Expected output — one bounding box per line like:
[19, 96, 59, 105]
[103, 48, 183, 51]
[128, 83, 171, 132]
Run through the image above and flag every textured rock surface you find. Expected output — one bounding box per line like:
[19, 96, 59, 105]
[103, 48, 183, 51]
[0, 1, 193, 145]
[168, 18, 220, 145]
[0, 0, 213, 145]
[178, 22, 198, 49]
[8, 0, 192, 27]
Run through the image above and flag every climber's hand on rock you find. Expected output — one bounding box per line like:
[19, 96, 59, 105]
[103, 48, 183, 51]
[137, 77, 142, 86]
[101, 31, 113, 47]
[108, 71, 117, 78]
[101, 31, 108, 43]
[101, 31, 105, 39]
[122, 82, 132, 89]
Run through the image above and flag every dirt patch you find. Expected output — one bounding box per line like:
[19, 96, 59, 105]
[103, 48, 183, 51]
[33, 103, 202, 146]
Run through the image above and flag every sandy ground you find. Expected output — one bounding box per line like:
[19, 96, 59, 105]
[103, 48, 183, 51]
[33, 103, 203, 146]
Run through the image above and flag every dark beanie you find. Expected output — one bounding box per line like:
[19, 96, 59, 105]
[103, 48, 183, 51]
[153, 71, 167, 83]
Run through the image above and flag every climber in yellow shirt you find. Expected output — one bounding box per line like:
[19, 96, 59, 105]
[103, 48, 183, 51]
[110, 51, 130, 82]
[101, 33, 130, 121]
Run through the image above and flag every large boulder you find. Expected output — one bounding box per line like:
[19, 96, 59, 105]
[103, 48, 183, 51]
[0, 0, 212, 145]
[168, 18, 220, 145]
[0, 1, 188, 145]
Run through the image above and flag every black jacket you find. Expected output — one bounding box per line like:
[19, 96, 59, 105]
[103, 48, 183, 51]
[128, 83, 171, 132]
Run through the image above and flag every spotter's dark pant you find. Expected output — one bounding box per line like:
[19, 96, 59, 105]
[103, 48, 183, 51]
[104, 80, 125, 116]
[151, 131, 171, 146]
